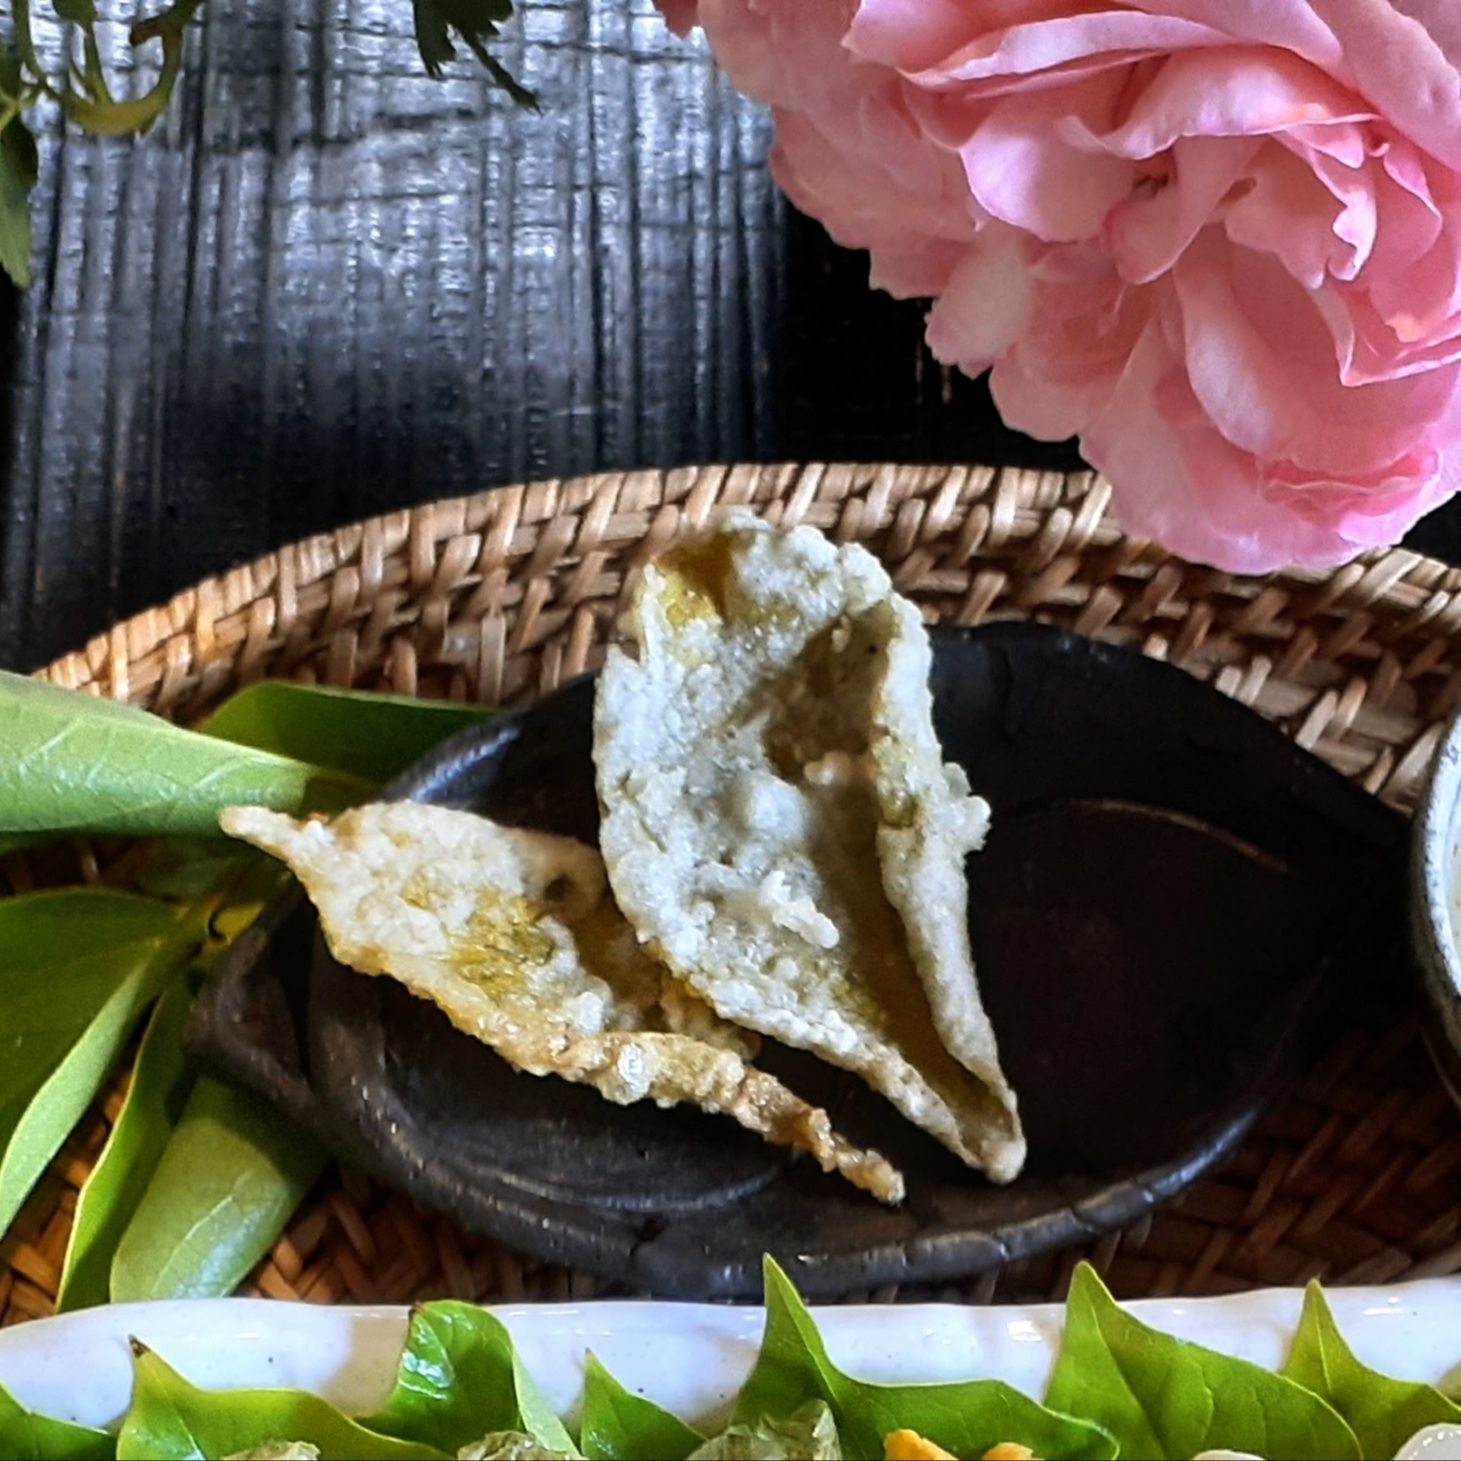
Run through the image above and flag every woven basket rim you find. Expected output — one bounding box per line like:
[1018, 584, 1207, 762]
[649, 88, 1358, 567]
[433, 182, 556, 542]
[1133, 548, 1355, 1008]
[6, 459, 1461, 1322]
[38, 461, 1461, 704]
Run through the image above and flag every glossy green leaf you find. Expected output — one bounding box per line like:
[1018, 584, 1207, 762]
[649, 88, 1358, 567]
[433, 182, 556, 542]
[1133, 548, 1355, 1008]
[135, 839, 253, 901]
[0, 1380, 113, 1460]
[366, 1301, 576, 1457]
[115, 1347, 443, 1460]
[56, 976, 199, 1311]
[0, 112, 37, 288]
[0, 673, 368, 840]
[1282, 1281, 1461, 1457]
[109, 1078, 324, 1301]
[0, 891, 196, 1238]
[578, 1353, 702, 1461]
[201, 680, 494, 785]
[734, 1259, 1115, 1461]
[1045, 1264, 1361, 1460]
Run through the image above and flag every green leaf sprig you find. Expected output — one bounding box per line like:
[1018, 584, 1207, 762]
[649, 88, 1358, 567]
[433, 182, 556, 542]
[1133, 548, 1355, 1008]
[366, 1302, 577, 1457]
[54, 975, 199, 1311]
[6, 1263, 1461, 1461]
[0, 889, 201, 1238]
[0, 1381, 112, 1460]
[0, 673, 370, 843]
[1046, 1263, 1362, 1459]
[108, 1078, 325, 1303]
[0, 670, 495, 1309]
[116, 1347, 444, 1461]
[1282, 1280, 1461, 1457]
[578, 1354, 702, 1461]
[0, 0, 532, 288]
[737, 1258, 1115, 1461]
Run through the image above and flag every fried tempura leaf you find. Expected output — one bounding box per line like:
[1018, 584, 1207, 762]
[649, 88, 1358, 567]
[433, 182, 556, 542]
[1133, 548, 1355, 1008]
[222, 802, 901, 1202]
[594, 514, 1022, 1182]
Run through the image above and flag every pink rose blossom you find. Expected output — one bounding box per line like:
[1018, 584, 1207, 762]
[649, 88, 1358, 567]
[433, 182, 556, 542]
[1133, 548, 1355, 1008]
[664, 0, 1461, 573]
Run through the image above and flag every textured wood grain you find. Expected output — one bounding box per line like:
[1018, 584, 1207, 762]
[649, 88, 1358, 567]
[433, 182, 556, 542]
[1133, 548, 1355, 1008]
[2, 0, 1455, 671]
[1, 1, 785, 667]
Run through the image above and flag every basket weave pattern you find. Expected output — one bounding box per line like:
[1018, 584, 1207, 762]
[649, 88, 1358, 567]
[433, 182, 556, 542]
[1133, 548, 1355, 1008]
[4, 462, 1461, 1324]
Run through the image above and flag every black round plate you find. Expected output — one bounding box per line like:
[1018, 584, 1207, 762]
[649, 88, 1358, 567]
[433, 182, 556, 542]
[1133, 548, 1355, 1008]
[190, 623, 1406, 1297]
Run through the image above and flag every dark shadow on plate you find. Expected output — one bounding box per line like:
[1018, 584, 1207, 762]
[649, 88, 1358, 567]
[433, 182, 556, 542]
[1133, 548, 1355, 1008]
[190, 623, 1406, 1298]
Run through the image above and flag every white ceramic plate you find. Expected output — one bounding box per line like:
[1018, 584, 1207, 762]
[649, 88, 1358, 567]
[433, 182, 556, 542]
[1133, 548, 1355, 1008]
[2, 1280, 1461, 1435]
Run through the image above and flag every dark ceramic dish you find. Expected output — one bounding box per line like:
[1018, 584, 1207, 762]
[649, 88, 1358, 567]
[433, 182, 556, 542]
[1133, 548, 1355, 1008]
[1410, 707, 1461, 1107]
[190, 623, 1405, 1298]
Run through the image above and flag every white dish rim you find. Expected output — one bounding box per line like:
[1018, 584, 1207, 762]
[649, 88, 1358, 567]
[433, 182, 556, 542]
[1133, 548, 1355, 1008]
[2, 1277, 1461, 1436]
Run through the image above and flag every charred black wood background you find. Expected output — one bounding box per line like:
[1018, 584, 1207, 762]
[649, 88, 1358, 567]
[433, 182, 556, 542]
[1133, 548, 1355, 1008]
[0, 0, 1452, 671]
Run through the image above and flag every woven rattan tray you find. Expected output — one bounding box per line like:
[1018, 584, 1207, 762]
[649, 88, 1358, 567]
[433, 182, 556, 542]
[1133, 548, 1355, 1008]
[4, 462, 1461, 1326]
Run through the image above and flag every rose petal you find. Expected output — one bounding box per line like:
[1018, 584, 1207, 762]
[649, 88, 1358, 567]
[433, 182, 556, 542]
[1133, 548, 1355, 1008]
[1070, 47, 1373, 161]
[924, 229, 1036, 373]
[869, 240, 968, 300]
[1107, 134, 1261, 282]
[1219, 139, 1373, 287]
[1319, 0, 1461, 171]
[1082, 326, 1417, 573]
[1369, 140, 1444, 277]
[770, 106, 979, 262]
[902, 11, 1229, 88]
[959, 73, 1135, 241]
[1124, 0, 1343, 66]
[699, 0, 856, 110]
[1175, 233, 1460, 472]
[847, 0, 1032, 73]
[987, 247, 1152, 438]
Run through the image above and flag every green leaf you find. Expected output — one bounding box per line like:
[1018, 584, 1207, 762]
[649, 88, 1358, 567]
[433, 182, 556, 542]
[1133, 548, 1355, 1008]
[0, 891, 196, 1238]
[115, 1347, 443, 1461]
[8, 5, 38, 78]
[734, 1259, 1114, 1461]
[56, 975, 199, 1311]
[689, 1403, 839, 1460]
[411, 0, 534, 105]
[0, 113, 37, 289]
[202, 681, 494, 785]
[53, 0, 97, 22]
[413, 0, 455, 75]
[366, 1301, 576, 1457]
[578, 1353, 702, 1461]
[1045, 1264, 1361, 1460]
[109, 1078, 324, 1301]
[1282, 1281, 1461, 1457]
[0, 673, 368, 840]
[1439, 1363, 1461, 1402]
[135, 840, 260, 901]
[63, 0, 204, 138]
[0, 1380, 113, 1460]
